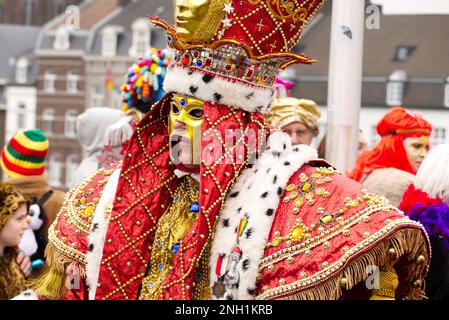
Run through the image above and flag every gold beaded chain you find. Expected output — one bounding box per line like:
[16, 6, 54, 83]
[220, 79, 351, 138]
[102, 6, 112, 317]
[139, 175, 200, 300]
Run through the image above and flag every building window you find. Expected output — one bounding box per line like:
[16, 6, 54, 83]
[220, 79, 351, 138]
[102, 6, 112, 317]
[64, 109, 77, 137]
[102, 27, 118, 57]
[395, 46, 416, 62]
[91, 85, 105, 107]
[66, 72, 79, 94]
[16, 58, 29, 84]
[386, 82, 404, 106]
[445, 78, 449, 108]
[44, 71, 57, 93]
[48, 153, 63, 187]
[129, 19, 150, 58]
[42, 108, 55, 134]
[53, 26, 70, 51]
[432, 127, 447, 145]
[17, 104, 27, 130]
[65, 153, 79, 188]
[386, 70, 407, 106]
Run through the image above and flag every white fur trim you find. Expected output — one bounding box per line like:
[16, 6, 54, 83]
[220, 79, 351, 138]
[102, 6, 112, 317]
[209, 132, 318, 300]
[11, 290, 39, 300]
[415, 144, 449, 203]
[86, 168, 121, 300]
[163, 65, 275, 114]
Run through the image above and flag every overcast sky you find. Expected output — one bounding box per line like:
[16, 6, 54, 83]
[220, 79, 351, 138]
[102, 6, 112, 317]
[371, 0, 449, 15]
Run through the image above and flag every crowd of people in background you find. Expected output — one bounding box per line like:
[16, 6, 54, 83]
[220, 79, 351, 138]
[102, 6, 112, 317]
[1, 61, 448, 300]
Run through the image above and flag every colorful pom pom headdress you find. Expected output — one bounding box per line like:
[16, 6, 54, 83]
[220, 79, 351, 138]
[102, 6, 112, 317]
[120, 48, 172, 114]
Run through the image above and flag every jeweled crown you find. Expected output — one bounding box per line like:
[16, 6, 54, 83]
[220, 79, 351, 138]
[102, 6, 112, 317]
[150, 0, 324, 89]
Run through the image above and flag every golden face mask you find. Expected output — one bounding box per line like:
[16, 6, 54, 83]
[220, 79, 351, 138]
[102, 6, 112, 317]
[174, 0, 227, 43]
[169, 94, 205, 165]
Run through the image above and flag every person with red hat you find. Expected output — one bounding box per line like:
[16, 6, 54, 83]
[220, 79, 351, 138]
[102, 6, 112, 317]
[30, 1, 430, 301]
[349, 107, 432, 206]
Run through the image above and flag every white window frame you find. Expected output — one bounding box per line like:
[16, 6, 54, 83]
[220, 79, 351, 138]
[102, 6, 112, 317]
[42, 108, 55, 134]
[53, 26, 70, 51]
[386, 81, 404, 106]
[66, 72, 79, 94]
[48, 153, 63, 187]
[432, 127, 447, 145]
[17, 103, 27, 130]
[64, 109, 78, 137]
[44, 71, 57, 93]
[101, 27, 117, 57]
[129, 19, 150, 58]
[16, 58, 29, 84]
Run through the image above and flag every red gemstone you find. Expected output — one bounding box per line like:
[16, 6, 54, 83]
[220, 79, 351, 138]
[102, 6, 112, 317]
[181, 55, 191, 66]
[205, 58, 213, 67]
[225, 64, 232, 71]
[246, 69, 254, 78]
[193, 51, 200, 58]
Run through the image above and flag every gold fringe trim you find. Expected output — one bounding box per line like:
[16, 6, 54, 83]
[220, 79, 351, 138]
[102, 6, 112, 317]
[31, 267, 67, 300]
[44, 241, 86, 278]
[257, 224, 429, 300]
[30, 242, 88, 299]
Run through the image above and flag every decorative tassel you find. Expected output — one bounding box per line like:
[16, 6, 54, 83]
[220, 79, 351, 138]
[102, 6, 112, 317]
[31, 267, 67, 300]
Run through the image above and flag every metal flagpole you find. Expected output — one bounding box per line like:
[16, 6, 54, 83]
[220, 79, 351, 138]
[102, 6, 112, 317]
[325, 0, 365, 173]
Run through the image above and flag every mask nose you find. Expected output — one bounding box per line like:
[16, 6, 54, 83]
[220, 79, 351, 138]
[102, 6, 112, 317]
[173, 120, 187, 131]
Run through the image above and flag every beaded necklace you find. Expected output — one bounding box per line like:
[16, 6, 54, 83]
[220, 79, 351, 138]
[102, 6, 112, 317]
[139, 175, 199, 299]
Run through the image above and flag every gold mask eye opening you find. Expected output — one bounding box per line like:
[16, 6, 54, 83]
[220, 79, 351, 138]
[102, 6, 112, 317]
[188, 108, 204, 120]
[171, 102, 180, 115]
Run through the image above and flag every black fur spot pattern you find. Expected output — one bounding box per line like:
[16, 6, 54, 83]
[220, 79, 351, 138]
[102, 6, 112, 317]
[202, 74, 214, 83]
[247, 288, 257, 295]
[242, 259, 250, 271]
[189, 85, 198, 94]
[230, 191, 239, 198]
[213, 93, 223, 102]
[278, 187, 283, 196]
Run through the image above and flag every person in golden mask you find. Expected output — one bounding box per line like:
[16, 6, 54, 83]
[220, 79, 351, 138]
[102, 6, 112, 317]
[266, 98, 321, 146]
[28, 0, 431, 301]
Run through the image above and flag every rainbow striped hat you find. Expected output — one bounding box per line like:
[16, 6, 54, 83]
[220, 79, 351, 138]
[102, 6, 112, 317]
[1, 129, 49, 178]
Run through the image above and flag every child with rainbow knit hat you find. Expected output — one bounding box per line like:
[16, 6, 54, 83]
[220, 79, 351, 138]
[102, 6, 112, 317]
[1, 129, 65, 277]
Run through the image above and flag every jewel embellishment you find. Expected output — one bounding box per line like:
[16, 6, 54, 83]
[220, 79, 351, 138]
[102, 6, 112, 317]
[224, 2, 234, 14]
